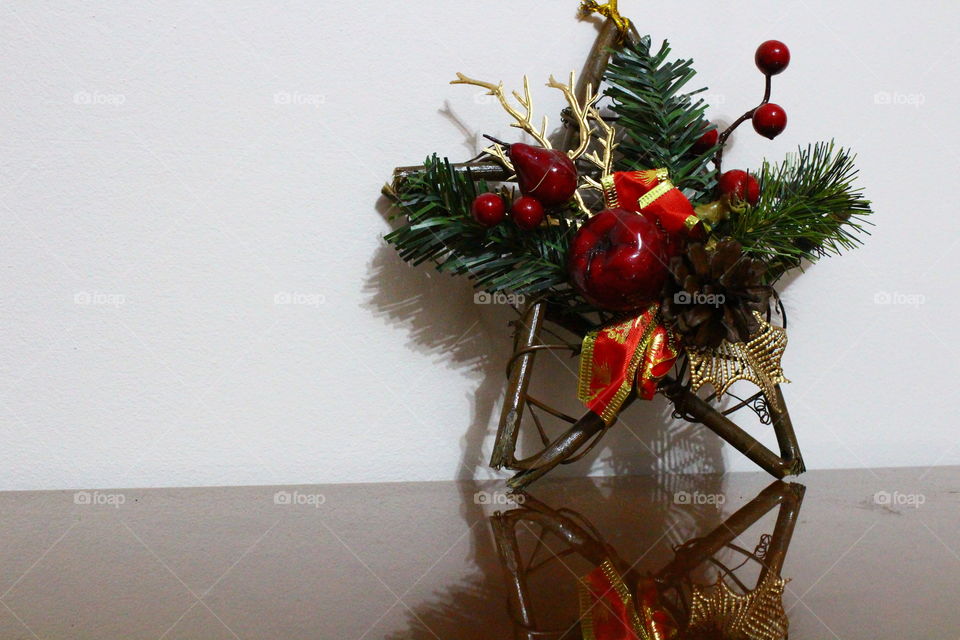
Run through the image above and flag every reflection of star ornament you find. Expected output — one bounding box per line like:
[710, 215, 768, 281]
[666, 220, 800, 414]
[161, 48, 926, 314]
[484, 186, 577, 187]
[686, 312, 789, 409]
[686, 572, 788, 640]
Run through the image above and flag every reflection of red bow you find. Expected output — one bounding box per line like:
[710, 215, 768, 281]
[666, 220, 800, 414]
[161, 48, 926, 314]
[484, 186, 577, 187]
[577, 169, 697, 424]
[578, 560, 678, 640]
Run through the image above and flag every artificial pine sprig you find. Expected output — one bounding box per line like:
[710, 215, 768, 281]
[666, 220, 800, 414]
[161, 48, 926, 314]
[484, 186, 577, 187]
[725, 142, 873, 278]
[604, 35, 718, 199]
[384, 155, 577, 297]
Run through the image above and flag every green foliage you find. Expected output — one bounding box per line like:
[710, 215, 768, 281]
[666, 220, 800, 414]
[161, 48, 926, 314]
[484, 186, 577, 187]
[726, 142, 873, 278]
[384, 155, 578, 297]
[604, 36, 718, 200]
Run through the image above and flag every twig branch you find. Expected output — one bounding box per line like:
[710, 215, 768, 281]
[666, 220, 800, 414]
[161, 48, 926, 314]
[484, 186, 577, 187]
[714, 74, 773, 174]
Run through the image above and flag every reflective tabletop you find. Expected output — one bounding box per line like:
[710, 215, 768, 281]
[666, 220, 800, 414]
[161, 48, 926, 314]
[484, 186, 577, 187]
[0, 466, 956, 639]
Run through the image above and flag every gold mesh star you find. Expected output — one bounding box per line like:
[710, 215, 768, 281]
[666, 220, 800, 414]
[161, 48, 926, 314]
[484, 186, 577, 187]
[686, 312, 788, 409]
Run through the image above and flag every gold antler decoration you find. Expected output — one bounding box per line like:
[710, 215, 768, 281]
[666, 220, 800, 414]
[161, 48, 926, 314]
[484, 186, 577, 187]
[451, 73, 550, 172]
[453, 71, 616, 214]
[579, 1, 631, 39]
[580, 103, 617, 192]
[546, 72, 599, 160]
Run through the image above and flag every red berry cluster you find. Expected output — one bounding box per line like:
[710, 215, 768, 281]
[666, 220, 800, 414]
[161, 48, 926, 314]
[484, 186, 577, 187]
[752, 40, 790, 139]
[700, 40, 792, 206]
[471, 142, 579, 230]
[695, 40, 791, 159]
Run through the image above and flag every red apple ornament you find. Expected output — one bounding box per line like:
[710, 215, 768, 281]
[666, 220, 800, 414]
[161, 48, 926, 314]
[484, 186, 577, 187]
[471, 193, 506, 227]
[504, 142, 578, 207]
[752, 103, 787, 139]
[511, 196, 545, 230]
[718, 170, 760, 205]
[568, 208, 672, 312]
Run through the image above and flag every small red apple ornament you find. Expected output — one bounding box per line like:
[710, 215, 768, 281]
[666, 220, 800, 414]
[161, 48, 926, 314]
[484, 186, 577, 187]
[718, 170, 760, 205]
[500, 141, 579, 207]
[568, 208, 672, 312]
[471, 193, 506, 227]
[752, 103, 787, 139]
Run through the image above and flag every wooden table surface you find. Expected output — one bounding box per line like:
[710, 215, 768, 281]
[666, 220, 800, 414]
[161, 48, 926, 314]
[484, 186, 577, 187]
[0, 466, 956, 639]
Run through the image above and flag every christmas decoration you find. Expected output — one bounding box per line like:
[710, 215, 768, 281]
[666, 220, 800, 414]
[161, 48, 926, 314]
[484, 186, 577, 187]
[471, 192, 506, 227]
[383, 3, 872, 486]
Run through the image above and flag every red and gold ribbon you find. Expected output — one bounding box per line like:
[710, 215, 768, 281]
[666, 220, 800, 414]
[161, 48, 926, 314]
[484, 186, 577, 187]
[601, 169, 703, 238]
[577, 304, 679, 425]
[577, 168, 704, 424]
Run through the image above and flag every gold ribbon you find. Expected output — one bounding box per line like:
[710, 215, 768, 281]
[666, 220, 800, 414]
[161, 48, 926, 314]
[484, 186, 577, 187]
[579, 1, 631, 38]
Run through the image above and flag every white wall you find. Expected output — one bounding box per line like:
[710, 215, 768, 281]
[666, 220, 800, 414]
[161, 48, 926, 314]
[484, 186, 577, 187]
[1, 0, 957, 490]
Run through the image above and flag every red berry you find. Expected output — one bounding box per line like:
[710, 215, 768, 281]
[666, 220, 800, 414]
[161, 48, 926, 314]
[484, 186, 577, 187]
[752, 103, 787, 139]
[510, 196, 545, 230]
[471, 193, 506, 227]
[755, 40, 790, 76]
[692, 127, 719, 154]
[718, 170, 760, 205]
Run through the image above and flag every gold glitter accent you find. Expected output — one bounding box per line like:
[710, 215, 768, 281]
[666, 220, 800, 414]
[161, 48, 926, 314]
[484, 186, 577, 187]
[601, 174, 619, 208]
[686, 572, 788, 640]
[636, 179, 674, 210]
[686, 312, 788, 409]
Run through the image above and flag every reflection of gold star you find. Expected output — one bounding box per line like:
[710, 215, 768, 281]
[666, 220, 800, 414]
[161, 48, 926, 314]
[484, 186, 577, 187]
[686, 573, 788, 640]
[579, 1, 631, 38]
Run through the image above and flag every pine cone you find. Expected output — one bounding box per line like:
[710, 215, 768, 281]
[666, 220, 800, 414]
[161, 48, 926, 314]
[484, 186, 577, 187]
[662, 239, 771, 349]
